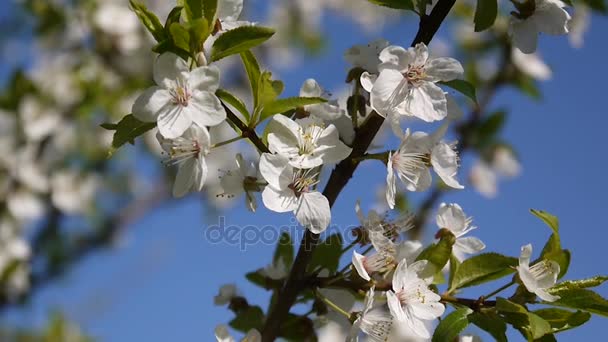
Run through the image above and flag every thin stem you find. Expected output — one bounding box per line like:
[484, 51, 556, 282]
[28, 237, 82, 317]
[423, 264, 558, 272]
[222, 103, 270, 154]
[483, 280, 516, 299]
[212, 135, 244, 148]
[340, 239, 359, 254]
[315, 290, 351, 319]
[352, 151, 390, 163]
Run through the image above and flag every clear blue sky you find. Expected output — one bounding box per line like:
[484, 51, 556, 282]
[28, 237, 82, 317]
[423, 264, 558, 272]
[2, 3, 607, 341]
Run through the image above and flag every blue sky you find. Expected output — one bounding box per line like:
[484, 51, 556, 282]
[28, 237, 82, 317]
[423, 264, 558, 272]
[2, 3, 608, 341]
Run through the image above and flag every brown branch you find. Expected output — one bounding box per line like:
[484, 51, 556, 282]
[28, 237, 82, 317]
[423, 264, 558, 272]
[261, 1, 457, 339]
[222, 103, 270, 154]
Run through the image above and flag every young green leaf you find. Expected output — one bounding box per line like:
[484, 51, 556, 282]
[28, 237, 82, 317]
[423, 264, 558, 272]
[496, 298, 552, 340]
[202, 0, 218, 28]
[103, 114, 156, 157]
[169, 22, 191, 52]
[474, 0, 498, 32]
[211, 26, 275, 62]
[129, 0, 167, 42]
[530, 209, 559, 233]
[546, 288, 608, 317]
[415, 231, 455, 279]
[308, 234, 343, 273]
[216, 88, 250, 121]
[432, 308, 472, 342]
[533, 308, 591, 333]
[469, 312, 508, 342]
[550, 276, 608, 292]
[449, 253, 517, 292]
[229, 306, 265, 332]
[440, 79, 477, 103]
[260, 97, 327, 119]
[531, 209, 570, 278]
[240, 51, 261, 109]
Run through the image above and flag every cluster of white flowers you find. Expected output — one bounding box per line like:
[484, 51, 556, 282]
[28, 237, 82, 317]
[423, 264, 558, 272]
[349, 202, 485, 340]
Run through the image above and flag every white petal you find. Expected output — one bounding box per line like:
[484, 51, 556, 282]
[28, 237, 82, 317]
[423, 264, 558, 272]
[189, 65, 220, 91]
[404, 306, 432, 338]
[261, 186, 297, 213]
[300, 78, 323, 97]
[510, 19, 540, 54]
[194, 156, 208, 192]
[425, 57, 464, 82]
[403, 82, 447, 122]
[404, 167, 432, 192]
[535, 261, 560, 289]
[360, 72, 377, 92]
[409, 302, 445, 320]
[470, 161, 498, 198]
[436, 203, 467, 232]
[295, 192, 331, 234]
[315, 125, 352, 164]
[536, 288, 560, 302]
[519, 243, 533, 268]
[370, 69, 407, 117]
[132, 86, 171, 122]
[352, 251, 371, 281]
[455, 237, 486, 255]
[518, 265, 540, 294]
[218, 0, 243, 22]
[386, 153, 396, 209]
[185, 91, 226, 127]
[379, 45, 415, 70]
[534, 2, 571, 35]
[157, 106, 192, 139]
[258, 153, 293, 189]
[386, 290, 406, 322]
[431, 143, 464, 189]
[392, 258, 409, 291]
[214, 324, 236, 342]
[154, 52, 189, 87]
[412, 43, 429, 66]
[173, 158, 197, 197]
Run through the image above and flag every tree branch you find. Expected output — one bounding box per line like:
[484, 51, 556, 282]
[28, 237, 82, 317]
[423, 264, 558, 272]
[222, 103, 270, 154]
[261, 1, 457, 339]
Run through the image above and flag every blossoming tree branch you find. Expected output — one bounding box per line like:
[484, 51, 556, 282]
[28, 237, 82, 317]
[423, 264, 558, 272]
[0, 0, 606, 339]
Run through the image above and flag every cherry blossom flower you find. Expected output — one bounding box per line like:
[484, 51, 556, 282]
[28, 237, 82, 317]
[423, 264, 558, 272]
[219, 153, 261, 212]
[352, 231, 397, 281]
[517, 244, 560, 302]
[217, 0, 252, 31]
[512, 49, 552, 81]
[214, 284, 238, 306]
[386, 259, 445, 338]
[386, 127, 463, 209]
[344, 39, 390, 73]
[436, 203, 485, 261]
[132, 53, 226, 139]
[349, 286, 393, 342]
[299, 79, 342, 121]
[259, 153, 331, 233]
[266, 115, 351, 169]
[157, 125, 211, 197]
[361, 43, 463, 122]
[509, 0, 571, 54]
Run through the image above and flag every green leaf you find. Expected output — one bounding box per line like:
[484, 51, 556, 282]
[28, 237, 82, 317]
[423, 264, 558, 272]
[129, 0, 167, 42]
[188, 18, 210, 53]
[534, 308, 591, 333]
[210, 26, 276, 62]
[102, 115, 156, 157]
[254, 71, 284, 124]
[216, 88, 250, 121]
[440, 79, 477, 103]
[169, 22, 191, 52]
[470, 312, 508, 342]
[513, 74, 542, 100]
[179, 0, 203, 21]
[496, 298, 552, 340]
[261, 97, 327, 119]
[474, 0, 498, 32]
[366, 0, 415, 10]
[416, 231, 455, 280]
[546, 288, 608, 317]
[550, 276, 608, 292]
[229, 306, 265, 332]
[582, 0, 608, 13]
[309, 234, 343, 273]
[164, 6, 183, 29]
[240, 51, 261, 110]
[202, 0, 218, 28]
[475, 111, 506, 147]
[531, 209, 570, 278]
[432, 308, 472, 342]
[530, 209, 559, 233]
[273, 232, 294, 269]
[448, 254, 460, 290]
[449, 253, 517, 291]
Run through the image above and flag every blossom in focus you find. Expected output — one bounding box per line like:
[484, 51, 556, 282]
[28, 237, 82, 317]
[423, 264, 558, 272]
[349, 286, 393, 342]
[509, 0, 571, 54]
[361, 43, 463, 122]
[157, 125, 211, 197]
[259, 153, 331, 233]
[386, 259, 444, 338]
[436, 203, 485, 261]
[299, 79, 342, 121]
[266, 115, 351, 169]
[517, 244, 560, 302]
[132, 53, 226, 139]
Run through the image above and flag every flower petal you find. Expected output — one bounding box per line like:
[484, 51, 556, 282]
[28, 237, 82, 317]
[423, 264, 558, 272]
[154, 52, 189, 87]
[185, 91, 226, 127]
[189, 65, 220, 91]
[370, 69, 408, 117]
[352, 251, 371, 281]
[259, 153, 293, 190]
[386, 290, 406, 322]
[132, 86, 171, 122]
[534, 2, 570, 35]
[509, 19, 539, 54]
[295, 191, 331, 233]
[409, 302, 445, 320]
[217, 0, 243, 22]
[431, 142, 464, 189]
[173, 158, 197, 197]
[386, 152, 396, 209]
[379, 45, 414, 70]
[157, 106, 192, 139]
[261, 186, 297, 213]
[300, 78, 323, 97]
[425, 57, 464, 82]
[455, 236, 486, 254]
[403, 82, 447, 122]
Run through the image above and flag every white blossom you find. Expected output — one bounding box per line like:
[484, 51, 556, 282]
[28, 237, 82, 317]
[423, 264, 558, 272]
[259, 153, 331, 233]
[51, 170, 98, 214]
[436, 203, 485, 261]
[261, 256, 288, 280]
[132, 52, 226, 139]
[386, 127, 463, 209]
[509, 0, 571, 54]
[349, 286, 393, 342]
[512, 49, 552, 81]
[266, 115, 351, 169]
[215, 325, 260, 342]
[386, 259, 444, 339]
[568, 4, 590, 48]
[361, 43, 463, 122]
[94, 1, 141, 52]
[217, 0, 251, 31]
[299, 79, 342, 121]
[219, 153, 261, 212]
[517, 244, 560, 302]
[214, 284, 238, 306]
[157, 125, 211, 197]
[7, 189, 46, 223]
[352, 231, 396, 281]
[19, 95, 61, 142]
[470, 161, 498, 198]
[345, 39, 390, 73]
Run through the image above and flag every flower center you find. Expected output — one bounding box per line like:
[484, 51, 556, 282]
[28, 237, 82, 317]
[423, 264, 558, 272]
[298, 125, 324, 156]
[391, 150, 428, 183]
[530, 260, 557, 279]
[396, 282, 428, 305]
[170, 79, 192, 107]
[163, 137, 201, 166]
[404, 65, 426, 86]
[288, 169, 318, 197]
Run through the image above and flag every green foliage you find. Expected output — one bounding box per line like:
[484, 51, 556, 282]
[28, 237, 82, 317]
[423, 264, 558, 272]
[261, 97, 327, 118]
[440, 79, 477, 103]
[216, 88, 250, 121]
[229, 306, 265, 332]
[129, 1, 167, 42]
[550, 276, 608, 292]
[534, 308, 591, 333]
[240, 51, 262, 109]
[432, 308, 472, 342]
[202, 0, 219, 28]
[416, 230, 455, 281]
[582, 0, 608, 13]
[470, 312, 508, 342]
[366, 0, 415, 10]
[210, 26, 276, 62]
[473, 0, 498, 32]
[256, 72, 285, 123]
[513, 74, 542, 100]
[547, 288, 608, 317]
[101, 114, 156, 157]
[449, 253, 518, 292]
[496, 298, 552, 340]
[531, 209, 570, 278]
[280, 314, 316, 340]
[179, 0, 203, 22]
[472, 111, 507, 149]
[309, 234, 343, 273]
